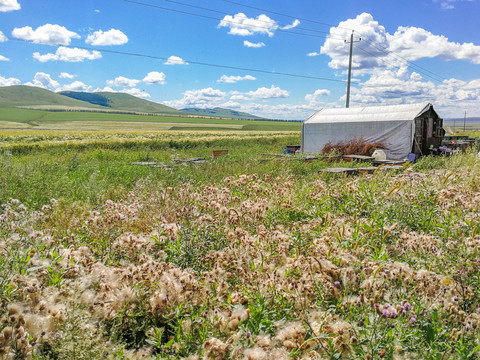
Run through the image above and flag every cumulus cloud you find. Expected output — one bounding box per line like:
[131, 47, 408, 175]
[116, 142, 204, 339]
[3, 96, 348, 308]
[165, 55, 187, 65]
[0, 0, 20, 12]
[244, 40, 265, 48]
[163, 88, 226, 108]
[387, 26, 480, 64]
[143, 71, 166, 84]
[106, 76, 140, 87]
[25, 72, 60, 90]
[320, 13, 390, 72]
[122, 88, 151, 99]
[218, 13, 278, 37]
[320, 12, 480, 74]
[12, 24, 80, 45]
[305, 89, 331, 106]
[247, 85, 289, 99]
[33, 47, 102, 62]
[0, 55, 9, 61]
[59, 72, 75, 79]
[0, 31, 7, 42]
[0, 74, 20, 86]
[85, 29, 128, 46]
[217, 74, 256, 83]
[93, 86, 117, 93]
[56, 81, 92, 92]
[282, 19, 300, 30]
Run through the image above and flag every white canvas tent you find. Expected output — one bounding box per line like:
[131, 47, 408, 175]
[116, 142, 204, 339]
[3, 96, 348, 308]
[301, 102, 436, 160]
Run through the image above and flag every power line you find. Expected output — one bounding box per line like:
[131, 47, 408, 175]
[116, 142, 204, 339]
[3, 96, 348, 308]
[217, 0, 448, 83]
[124, 0, 344, 40]
[9, 37, 346, 83]
[354, 44, 444, 83]
[161, 0, 334, 37]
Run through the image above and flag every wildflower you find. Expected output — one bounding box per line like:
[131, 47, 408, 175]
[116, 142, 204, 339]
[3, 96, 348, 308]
[466, 324, 471, 330]
[334, 281, 341, 287]
[410, 316, 416, 323]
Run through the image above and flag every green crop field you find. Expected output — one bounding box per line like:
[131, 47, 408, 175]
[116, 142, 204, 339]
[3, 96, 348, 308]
[0, 107, 301, 132]
[1, 131, 480, 359]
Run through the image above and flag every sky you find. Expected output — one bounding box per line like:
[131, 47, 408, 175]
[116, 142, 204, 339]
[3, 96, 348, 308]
[1, 0, 479, 120]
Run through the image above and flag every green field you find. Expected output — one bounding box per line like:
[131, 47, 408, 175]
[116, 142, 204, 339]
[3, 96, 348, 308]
[1, 132, 480, 359]
[0, 107, 301, 131]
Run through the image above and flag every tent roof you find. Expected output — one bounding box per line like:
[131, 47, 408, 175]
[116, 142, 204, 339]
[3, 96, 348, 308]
[304, 102, 433, 124]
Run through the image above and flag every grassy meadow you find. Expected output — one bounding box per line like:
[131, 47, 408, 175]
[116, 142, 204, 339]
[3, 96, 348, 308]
[1, 129, 480, 359]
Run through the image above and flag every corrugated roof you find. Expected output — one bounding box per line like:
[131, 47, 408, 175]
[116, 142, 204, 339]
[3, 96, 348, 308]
[304, 102, 432, 124]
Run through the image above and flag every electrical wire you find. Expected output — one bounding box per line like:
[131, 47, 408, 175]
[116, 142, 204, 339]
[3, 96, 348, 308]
[8, 37, 346, 83]
[124, 0, 344, 40]
[354, 45, 444, 83]
[217, 0, 448, 83]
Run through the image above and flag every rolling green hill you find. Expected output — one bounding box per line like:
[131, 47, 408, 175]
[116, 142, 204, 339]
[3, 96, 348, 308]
[0, 85, 102, 108]
[182, 107, 266, 120]
[61, 91, 185, 115]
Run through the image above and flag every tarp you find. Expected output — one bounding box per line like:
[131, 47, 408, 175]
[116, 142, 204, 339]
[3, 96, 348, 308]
[301, 102, 432, 160]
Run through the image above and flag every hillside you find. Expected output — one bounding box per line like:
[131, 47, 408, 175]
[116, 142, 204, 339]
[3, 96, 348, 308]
[0, 85, 102, 108]
[61, 91, 185, 115]
[181, 107, 266, 120]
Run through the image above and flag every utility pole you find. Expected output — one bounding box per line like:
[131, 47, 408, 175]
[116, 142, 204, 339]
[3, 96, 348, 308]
[345, 31, 361, 108]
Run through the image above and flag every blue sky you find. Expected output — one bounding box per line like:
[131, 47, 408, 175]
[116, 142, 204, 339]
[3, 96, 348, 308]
[1, 0, 479, 119]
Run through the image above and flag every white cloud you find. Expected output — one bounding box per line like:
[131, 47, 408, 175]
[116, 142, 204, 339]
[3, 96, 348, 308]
[387, 26, 480, 64]
[12, 24, 80, 45]
[282, 19, 300, 30]
[230, 85, 289, 100]
[320, 12, 480, 74]
[218, 13, 278, 37]
[217, 74, 256, 83]
[123, 88, 151, 99]
[93, 86, 117, 93]
[165, 55, 187, 65]
[33, 47, 102, 62]
[244, 40, 265, 48]
[0, 31, 7, 42]
[434, 0, 474, 10]
[307, 51, 320, 57]
[106, 76, 140, 87]
[143, 71, 166, 84]
[0, 55, 9, 61]
[56, 81, 92, 92]
[94, 9, 100, 13]
[305, 89, 331, 106]
[321, 13, 390, 72]
[247, 85, 289, 99]
[59, 72, 75, 79]
[0, 74, 20, 86]
[163, 88, 226, 108]
[25, 72, 60, 90]
[0, 0, 20, 12]
[85, 29, 128, 46]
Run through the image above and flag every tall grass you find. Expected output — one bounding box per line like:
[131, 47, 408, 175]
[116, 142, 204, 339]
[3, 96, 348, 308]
[1, 132, 480, 359]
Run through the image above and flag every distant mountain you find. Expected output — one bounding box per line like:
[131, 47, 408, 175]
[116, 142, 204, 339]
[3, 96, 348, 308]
[0, 85, 102, 108]
[60, 91, 184, 115]
[182, 107, 267, 120]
